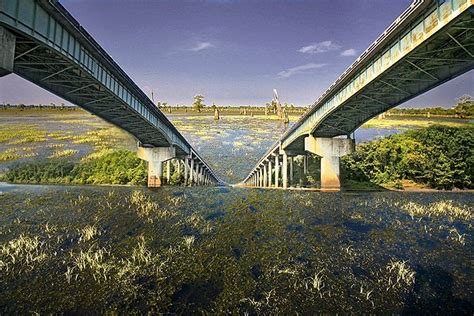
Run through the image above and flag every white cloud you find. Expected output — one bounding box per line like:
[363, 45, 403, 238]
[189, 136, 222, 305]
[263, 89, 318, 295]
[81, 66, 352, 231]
[278, 63, 326, 78]
[298, 41, 341, 54]
[189, 42, 213, 52]
[341, 48, 357, 57]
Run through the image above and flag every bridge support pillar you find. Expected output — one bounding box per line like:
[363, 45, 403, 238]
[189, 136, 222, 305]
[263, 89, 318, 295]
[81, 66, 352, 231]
[184, 158, 189, 185]
[267, 160, 272, 187]
[274, 155, 280, 188]
[305, 136, 354, 191]
[166, 160, 171, 184]
[281, 151, 288, 189]
[137, 146, 176, 187]
[0, 26, 15, 77]
[289, 157, 294, 186]
[263, 164, 268, 187]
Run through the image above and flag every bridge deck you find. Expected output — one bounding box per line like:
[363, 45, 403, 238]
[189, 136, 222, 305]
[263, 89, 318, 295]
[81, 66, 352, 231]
[0, 0, 220, 183]
[243, 0, 474, 185]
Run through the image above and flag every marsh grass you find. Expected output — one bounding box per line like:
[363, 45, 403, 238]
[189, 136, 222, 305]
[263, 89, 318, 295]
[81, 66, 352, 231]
[401, 200, 472, 221]
[0, 234, 47, 273]
[48, 149, 79, 159]
[0, 188, 472, 313]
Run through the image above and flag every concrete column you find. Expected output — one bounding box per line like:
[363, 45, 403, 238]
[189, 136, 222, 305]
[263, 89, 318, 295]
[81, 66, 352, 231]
[137, 147, 176, 187]
[305, 136, 355, 190]
[263, 164, 268, 187]
[190, 158, 195, 185]
[303, 155, 308, 175]
[196, 164, 201, 185]
[177, 160, 181, 175]
[268, 160, 272, 188]
[184, 158, 189, 185]
[274, 155, 280, 187]
[282, 152, 288, 189]
[259, 168, 264, 187]
[289, 157, 294, 186]
[0, 26, 15, 77]
[166, 160, 171, 183]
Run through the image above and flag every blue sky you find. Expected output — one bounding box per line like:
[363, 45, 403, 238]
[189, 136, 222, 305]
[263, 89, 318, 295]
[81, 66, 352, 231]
[1, 0, 472, 107]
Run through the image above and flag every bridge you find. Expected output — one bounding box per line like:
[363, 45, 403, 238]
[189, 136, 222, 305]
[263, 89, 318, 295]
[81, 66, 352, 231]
[0, 0, 221, 187]
[241, 0, 474, 191]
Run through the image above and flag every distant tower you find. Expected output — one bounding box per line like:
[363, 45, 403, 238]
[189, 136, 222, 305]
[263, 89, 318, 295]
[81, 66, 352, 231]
[273, 89, 283, 118]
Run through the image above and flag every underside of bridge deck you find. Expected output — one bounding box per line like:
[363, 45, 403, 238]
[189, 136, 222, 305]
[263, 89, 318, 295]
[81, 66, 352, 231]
[314, 10, 474, 138]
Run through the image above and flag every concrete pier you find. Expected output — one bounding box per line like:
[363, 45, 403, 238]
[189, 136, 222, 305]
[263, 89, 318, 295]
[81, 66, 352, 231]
[274, 155, 280, 188]
[0, 26, 15, 77]
[281, 151, 288, 189]
[305, 136, 354, 190]
[137, 146, 176, 187]
[190, 158, 195, 185]
[289, 157, 294, 186]
[267, 160, 272, 187]
[184, 158, 189, 185]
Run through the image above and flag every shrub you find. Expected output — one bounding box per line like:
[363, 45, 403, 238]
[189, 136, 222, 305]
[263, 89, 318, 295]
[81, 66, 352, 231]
[342, 126, 473, 190]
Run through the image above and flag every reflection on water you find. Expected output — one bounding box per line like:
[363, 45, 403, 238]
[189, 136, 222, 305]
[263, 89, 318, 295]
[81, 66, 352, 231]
[0, 184, 472, 314]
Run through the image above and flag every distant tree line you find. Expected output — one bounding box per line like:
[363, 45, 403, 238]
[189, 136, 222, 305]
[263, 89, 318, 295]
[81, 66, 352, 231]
[1, 103, 76, 110]
[387, 95, 473, 118]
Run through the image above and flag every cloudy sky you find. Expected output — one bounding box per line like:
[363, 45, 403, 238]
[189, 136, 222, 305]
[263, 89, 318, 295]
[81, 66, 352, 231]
[1, 0, 472, 107]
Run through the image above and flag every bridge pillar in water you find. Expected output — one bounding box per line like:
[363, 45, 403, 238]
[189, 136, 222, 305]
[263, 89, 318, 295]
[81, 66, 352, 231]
[166, 160, 171, 184]
[263, 164, 268, 187]
[137, 146, 176, 187]
[184, 158, 189, 185]
[305, 136, 355, 191]
[274, 155, 280, 188]
[267, 160, 273, 187]
[0, 26, 15, 77]
[280, 150, 289, 189]
[289, 157, 294, 186]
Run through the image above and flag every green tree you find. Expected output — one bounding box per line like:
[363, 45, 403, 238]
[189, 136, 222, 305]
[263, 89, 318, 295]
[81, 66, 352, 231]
[193, 95, 205, 112]
[454, 95, 474, 118]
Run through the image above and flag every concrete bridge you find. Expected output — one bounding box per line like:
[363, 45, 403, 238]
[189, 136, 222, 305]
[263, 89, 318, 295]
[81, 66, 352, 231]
[241, 0, 474, 191]
[0, 0, 221, 187]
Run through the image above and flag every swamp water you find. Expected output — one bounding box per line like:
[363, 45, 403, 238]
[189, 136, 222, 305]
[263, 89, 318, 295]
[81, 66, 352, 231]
[0, 183, 472, 313]
[0, 111, 473, 313]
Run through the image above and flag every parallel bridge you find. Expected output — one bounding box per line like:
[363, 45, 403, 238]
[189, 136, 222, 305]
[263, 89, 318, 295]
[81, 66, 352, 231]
[242, 0, 474, 190]
[0, 0, 221, 186]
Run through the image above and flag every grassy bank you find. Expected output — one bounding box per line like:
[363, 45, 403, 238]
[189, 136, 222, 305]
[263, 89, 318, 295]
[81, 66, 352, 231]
[342, 126, 474, 190]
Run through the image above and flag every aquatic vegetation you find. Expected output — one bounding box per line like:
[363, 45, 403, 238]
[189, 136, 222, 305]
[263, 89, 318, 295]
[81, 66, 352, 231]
[401, 200, 472, 221]
[48, 149, 79, 159]
[304, 270, 326, 296]
[0, 148, 21, 161]
[78, 224, 100, 242]
[72, 246, 113, 282]
[385, 260, 416, 289]
[0, 188, 472, 313]
[182, 235, 195, 250]
[0, 234, 47, 273]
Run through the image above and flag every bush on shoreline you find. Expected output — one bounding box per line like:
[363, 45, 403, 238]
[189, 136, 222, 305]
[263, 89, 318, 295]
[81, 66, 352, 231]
[3, 150, 147, 185]
[342, 126, 473, 190]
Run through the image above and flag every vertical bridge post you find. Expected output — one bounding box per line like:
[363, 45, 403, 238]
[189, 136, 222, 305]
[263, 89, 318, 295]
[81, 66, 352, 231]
[304, 136, 355, 191]
[137, 146, 176, 187]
